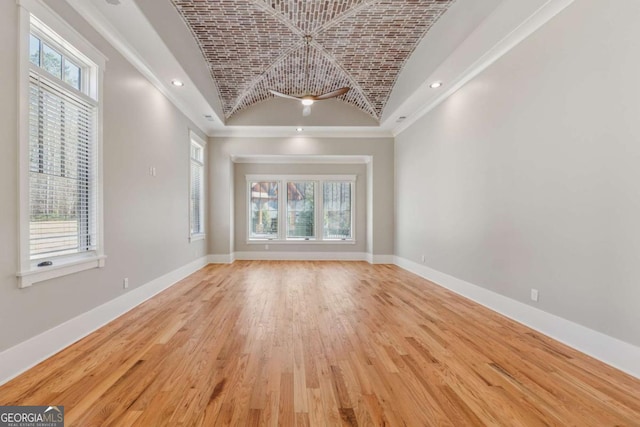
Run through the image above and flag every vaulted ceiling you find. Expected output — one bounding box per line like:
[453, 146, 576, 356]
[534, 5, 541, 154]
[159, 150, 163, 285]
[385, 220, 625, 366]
[170, 0, 455, 121]
[69, 0, 560, 134]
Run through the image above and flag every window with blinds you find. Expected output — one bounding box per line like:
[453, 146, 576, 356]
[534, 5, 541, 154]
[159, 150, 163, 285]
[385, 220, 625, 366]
[28, 33, 97, 260]
[190, 139, 205, 237]
[323, 181, 352, 240]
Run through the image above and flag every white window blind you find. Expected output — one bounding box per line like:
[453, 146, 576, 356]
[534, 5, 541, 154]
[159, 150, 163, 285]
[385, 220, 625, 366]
[28, 71, 97, 260]
[17, 4, 105, 287]
[190, 141, 205, 236]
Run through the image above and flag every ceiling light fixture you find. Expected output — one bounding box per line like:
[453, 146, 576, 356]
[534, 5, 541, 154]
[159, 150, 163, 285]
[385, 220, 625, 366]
[171, 79, 184, 87]
[296, 127, 303, 132]
[301, 98, 314, 106]
[429, 81, 442, 89]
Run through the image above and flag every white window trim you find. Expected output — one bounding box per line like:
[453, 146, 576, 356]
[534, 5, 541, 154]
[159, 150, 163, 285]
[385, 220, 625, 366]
[16, 0, 107, 288]
[246, 174, 356, 244]
[189, 130, 206, 242]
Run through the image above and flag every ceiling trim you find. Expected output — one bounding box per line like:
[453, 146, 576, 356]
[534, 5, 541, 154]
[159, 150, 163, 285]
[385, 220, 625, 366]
[64, 0, 224, 136]
[212, 126, 392, 139]
[231, 155, 372, 164]
[65, 0, 575, 139]
[386, 0, 576, 136]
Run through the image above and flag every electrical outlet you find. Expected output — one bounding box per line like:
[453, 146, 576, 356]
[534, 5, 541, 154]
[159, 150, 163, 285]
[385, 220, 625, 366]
[265, 244, 269, 250]
[123, 278, 129, 289]
[530, 288, 539, 302]
[421, 254, 426, 263]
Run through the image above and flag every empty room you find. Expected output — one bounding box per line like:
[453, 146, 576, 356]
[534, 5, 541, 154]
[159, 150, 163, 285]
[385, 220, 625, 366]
[1, 0, 640, 425]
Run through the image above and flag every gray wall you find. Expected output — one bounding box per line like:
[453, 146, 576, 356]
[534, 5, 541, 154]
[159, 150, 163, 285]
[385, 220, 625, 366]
[234, 163, 367, 253]
[395, 0, 640, 346]
[209, 137, 394, 258]
[0, 1, 206, 351]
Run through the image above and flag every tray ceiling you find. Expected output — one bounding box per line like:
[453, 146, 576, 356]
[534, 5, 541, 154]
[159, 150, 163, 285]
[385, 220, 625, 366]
[171, 0, 455, 121]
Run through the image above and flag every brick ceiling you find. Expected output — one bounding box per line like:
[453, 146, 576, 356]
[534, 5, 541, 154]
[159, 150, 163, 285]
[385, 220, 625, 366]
[171, 0, 455, 121]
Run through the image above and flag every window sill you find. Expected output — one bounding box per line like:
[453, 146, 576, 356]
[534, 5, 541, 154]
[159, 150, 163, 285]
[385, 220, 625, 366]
[190, 233, 206, 242]
[246, 239, 356, 245]
[17, 254, 107, 288]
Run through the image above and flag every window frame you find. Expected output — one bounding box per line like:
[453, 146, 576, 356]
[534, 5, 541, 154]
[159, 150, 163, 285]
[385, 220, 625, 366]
[286, 180, 317, 241]
[16, 0, 107, 288]
[248, 180, 280, 241]
[189, 130, 206, 242]
[246, 174, 356, 244]
[321, 179, 355, 241]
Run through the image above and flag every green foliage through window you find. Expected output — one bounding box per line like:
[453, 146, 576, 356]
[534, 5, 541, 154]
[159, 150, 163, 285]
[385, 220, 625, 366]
[30, 34, 82, 91]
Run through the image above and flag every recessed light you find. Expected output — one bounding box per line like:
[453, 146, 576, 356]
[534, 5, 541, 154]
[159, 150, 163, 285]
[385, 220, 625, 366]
[296, 127, 303, 132]
[171, 79, 184, 87]
[429, 81, 442, 89]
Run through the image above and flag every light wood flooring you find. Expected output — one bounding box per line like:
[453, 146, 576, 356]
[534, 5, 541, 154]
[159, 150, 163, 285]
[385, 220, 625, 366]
[0, 261, 639, 426]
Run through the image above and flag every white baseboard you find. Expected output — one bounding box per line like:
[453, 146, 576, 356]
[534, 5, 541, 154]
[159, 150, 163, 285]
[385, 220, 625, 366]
[208, 253, 235, 264]
[210, 251, 393, 263]
[233, 251, 368, 261]
[394, 256, 640, 379]
[371, 254, 395, 264]
[0, 256, 210, 386]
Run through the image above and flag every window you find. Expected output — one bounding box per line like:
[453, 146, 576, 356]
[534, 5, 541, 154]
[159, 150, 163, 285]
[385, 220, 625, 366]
[17, 2, 105, 288]
[249, 181, 279, 239]
[287, 182, 315, 240]
[247, 175, 355, 243]
[190, 133, 206, 240]
[323, 181, 352, 240]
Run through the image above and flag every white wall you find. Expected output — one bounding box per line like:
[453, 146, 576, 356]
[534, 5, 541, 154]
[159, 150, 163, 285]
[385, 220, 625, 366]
[0, 1, 206, 352]
[208, 137, 394, 260]
[395, 0, 640, 347]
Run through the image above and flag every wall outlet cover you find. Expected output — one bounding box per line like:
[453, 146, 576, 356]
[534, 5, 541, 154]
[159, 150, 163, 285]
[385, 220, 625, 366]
[530, 288, 539, 302]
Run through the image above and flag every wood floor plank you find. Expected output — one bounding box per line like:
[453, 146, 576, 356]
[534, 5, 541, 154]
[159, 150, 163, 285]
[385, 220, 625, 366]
[0, 261, 639, 426]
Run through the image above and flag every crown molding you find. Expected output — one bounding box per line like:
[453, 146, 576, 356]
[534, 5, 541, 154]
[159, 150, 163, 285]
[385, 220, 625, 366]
[231, 154, 371, 164]
[64, 0, 574, 139]
[64, 0, 223, 136]
[384, 0, 575, 136]
[211, 126, 392, 139]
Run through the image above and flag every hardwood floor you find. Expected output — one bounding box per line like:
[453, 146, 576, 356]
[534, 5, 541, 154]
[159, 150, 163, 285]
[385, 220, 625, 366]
[1, 261, 639, 426]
